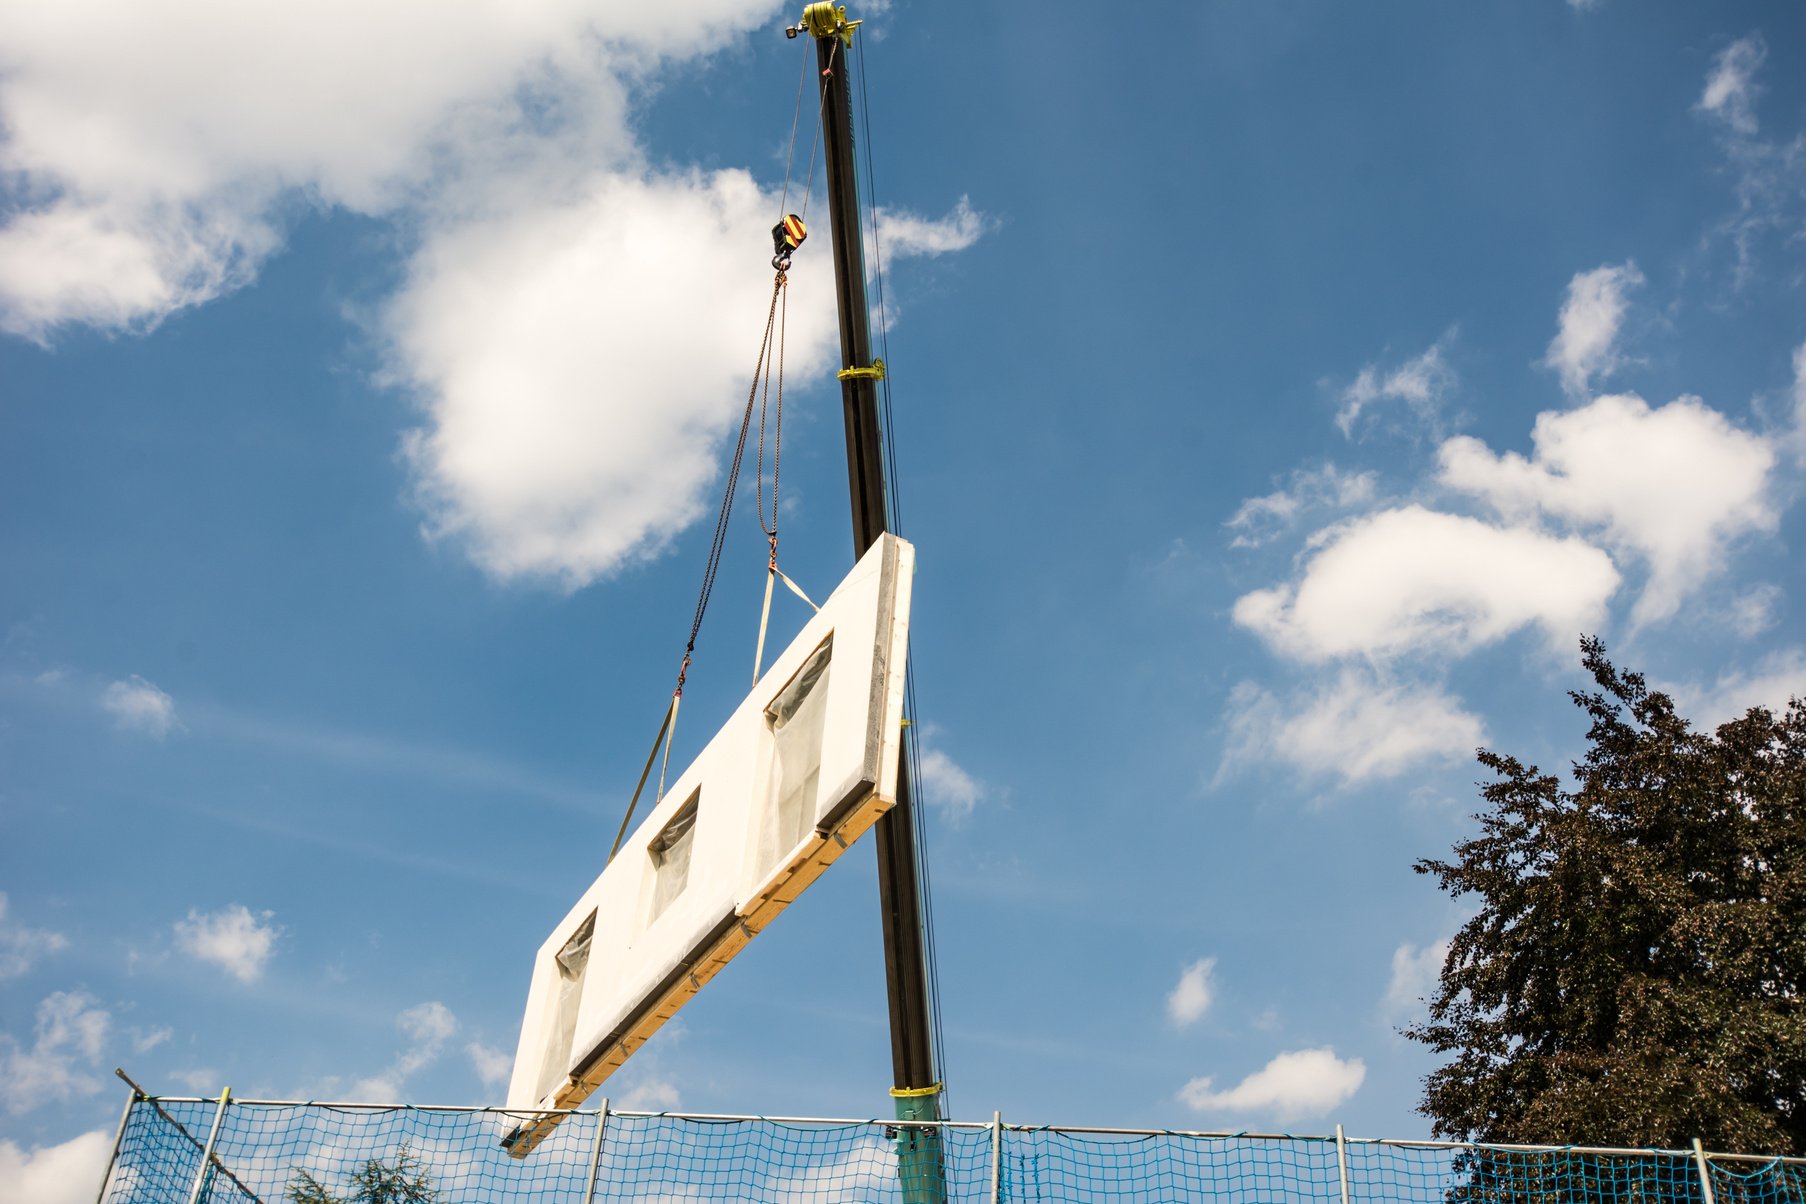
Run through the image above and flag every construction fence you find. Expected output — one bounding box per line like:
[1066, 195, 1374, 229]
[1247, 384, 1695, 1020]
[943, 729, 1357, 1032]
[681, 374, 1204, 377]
[95, 1091, 1806, 1204]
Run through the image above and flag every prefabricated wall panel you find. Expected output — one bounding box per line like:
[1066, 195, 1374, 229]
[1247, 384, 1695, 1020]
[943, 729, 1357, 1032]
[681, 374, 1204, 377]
[504, 534, 914, 1154]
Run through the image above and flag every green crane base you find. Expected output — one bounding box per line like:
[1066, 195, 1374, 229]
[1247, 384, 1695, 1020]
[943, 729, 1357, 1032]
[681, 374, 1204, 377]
[893, 1088, 947, 1204]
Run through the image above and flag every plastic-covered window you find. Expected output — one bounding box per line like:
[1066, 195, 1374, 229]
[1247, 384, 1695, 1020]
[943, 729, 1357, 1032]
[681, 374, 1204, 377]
[536, 911, 594, 1103]
[759, 637, 833, 875]
[647, 791, 698, 923]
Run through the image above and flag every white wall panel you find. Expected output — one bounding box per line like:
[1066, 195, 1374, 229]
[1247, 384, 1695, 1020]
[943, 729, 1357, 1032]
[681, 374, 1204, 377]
[504, 534, 913, 1150]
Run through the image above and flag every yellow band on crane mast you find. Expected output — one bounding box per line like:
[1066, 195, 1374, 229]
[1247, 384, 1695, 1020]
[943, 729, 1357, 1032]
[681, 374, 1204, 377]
[888, 1082, 943, 1099]
[801, 2, 860, 44]
[836, 359, 885, 381]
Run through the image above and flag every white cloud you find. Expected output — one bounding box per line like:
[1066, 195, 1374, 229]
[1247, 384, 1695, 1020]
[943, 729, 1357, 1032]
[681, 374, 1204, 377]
[351, 1001, 459, 1100]
[171, 1068, 221, 1094]
[0, 3, 988, 585]
[131, 1025, 173, 1054]
[1693, 38, 1805, 289]
[870, 195, 990, 262]
[0, 0, 776, 340]
[1383, 940, 1449, 1022]
[388, 168, 839, 588]
[1178, 1048, 1365, 1120]
[467, 1042, 512, 1091]
[1226, 465, 1376, 549]
[616, 1075, 682, 1112]
[0, 893, 68, 979]
[917, 748, 984, 821]
[0, 1129, 115, 1204]
[0, 991, 111, 1112]
[1440, 392, 1778, 625]
[399, 1000, 457, 1048]
[1232, 506, 1618, 663]
[1699, 35, 1766, 137]
[101, 675, 177, 738]
[1727, 584, 1782, 637]
[1224, 670, 1484, 785]
[173, 904, 278, 982]
[1673, 649, 1806, 728]
[1544, 262, 1642, 397]
[1167, 958, 1216, 1027]
[1790, 341, 1806, 464]
[1336, 337, 1457, 437]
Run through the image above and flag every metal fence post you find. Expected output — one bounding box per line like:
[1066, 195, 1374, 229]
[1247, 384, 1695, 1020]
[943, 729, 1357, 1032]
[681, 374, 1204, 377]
[581, 1099, 611, 1204]
[990, 1111, 1003, 1204]
[1692, 1138, 1718, 1204]
[1335, 1123, 1352, 1204]
[91, 1075, 141, 1204]
[184, 1088, 232, 1204]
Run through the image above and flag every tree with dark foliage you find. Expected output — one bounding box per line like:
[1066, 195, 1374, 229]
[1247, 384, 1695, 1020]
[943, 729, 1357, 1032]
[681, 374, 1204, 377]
[1407, 637, 1806, 1153]
[288, 1146, 438, 1204]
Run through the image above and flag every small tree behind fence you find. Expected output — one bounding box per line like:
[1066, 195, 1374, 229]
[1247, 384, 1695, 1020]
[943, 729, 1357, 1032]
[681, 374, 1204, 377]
[94, 1092, 1806, 1204]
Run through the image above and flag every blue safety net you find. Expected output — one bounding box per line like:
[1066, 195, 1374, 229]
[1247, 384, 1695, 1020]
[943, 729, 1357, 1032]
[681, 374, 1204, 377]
[95, 1097, 1806, 1204]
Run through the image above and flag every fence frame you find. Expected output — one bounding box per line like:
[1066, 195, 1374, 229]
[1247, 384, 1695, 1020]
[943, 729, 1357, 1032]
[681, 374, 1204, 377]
[97, 1092, 1806, 1204]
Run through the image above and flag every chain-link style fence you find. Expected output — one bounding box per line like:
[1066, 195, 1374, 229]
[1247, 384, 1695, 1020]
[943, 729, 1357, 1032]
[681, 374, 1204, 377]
[94, 1091, 1806, 1204]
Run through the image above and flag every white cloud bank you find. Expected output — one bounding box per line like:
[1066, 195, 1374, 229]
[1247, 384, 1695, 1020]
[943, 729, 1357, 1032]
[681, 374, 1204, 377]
[0, 0, 988, 588]
[1790, 342, 1806, 464]
[1221, 54, 1805, 789]
[1673, 648, 1806, 728]
[1167, 958, 1216, 1027]
[0, 0, 747, 339]
[390, 168, 837, 586]
[1178, 1048, 1365, 1120]
[616, 1074, 683, 1112]
[101, 675, 178, 738]
[1699, 34, 1766, 137]
[174, 904, 279, 982]
[1233, 506, 1617, 663]
[1441, 392, 1778, 626]
[351, 1001, 458, 1100]
[1336, 336, 1457, 438]
[1226, 465, 1376, 550]
[0, 893, 68, 979]
[1544, 262, 1641, 397]
[1225, 670, 1484, 785]
[1693, 34, 1805, 289]
[0, 991, 111, 1112]
[468, 1042, 513, 1091]
[917, 747, 984, 821]
[872, 195, 990, 261]
[0, 1129, 114, 1204]
[1383, 940, 1450, 1022]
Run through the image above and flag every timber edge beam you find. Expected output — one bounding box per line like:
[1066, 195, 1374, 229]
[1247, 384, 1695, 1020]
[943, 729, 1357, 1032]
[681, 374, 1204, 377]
[499, 788, 895, 1158]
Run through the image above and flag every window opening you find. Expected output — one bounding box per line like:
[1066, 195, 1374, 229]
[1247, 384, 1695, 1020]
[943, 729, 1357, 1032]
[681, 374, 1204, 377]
[535, 911, 594, 1104]
[759, 636, 833, 876]
[647, 791, 699, 924]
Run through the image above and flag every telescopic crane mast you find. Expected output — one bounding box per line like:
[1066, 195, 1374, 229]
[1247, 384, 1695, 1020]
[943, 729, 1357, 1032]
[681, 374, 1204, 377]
[793, 5, 945, 1200]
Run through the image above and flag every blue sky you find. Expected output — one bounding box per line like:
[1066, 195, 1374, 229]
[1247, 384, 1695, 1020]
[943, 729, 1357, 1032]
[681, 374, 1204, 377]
[5, 0, 1806, 1194]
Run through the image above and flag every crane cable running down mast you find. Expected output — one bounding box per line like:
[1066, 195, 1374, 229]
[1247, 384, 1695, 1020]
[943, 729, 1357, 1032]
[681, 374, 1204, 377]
[793, 5, 949, 1201]
[605, 212, 807, 867]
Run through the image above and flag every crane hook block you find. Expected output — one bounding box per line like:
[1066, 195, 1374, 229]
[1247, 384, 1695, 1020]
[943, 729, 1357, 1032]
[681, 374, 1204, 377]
[772, 214, 807, 268]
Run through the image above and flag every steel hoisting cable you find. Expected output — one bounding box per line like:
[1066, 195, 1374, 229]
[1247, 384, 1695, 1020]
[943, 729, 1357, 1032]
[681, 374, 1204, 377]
[852, 31, 950, 1108]
[686, 270, 786, 678]
[607, 267, 792, 861]
[752, 44, 835, 686]
[749, 248, 789, 685]
[857, 32, 905, 539]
